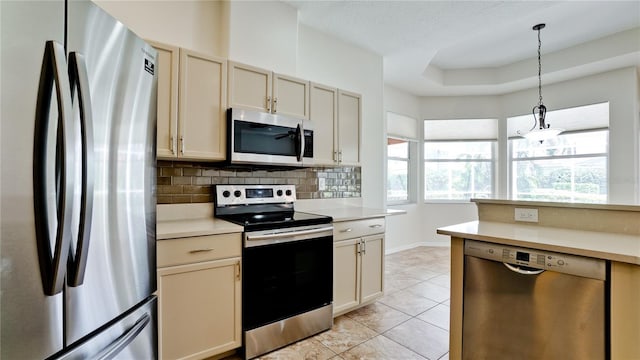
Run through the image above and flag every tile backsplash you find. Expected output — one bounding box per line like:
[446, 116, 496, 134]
[157, 161, 361, 204]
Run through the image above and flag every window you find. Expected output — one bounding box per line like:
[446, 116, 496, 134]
[386, 112, 418, 204]
[387, 138, 410, 202]
[424, 119, 497, 201]
[508, 103, 609, 203]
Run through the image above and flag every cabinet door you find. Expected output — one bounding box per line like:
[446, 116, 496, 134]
[333, 238, 361, 316]
[337, 90, 361, 165]
[228, 61, 272, 113]
[179, 49, 227, 160]
[158, 258, 241, 360]
[273, 73, 309, 120]
[310, 82, 337, 165]
[360, 234, 384, 304]
[149, 41, 179, 159]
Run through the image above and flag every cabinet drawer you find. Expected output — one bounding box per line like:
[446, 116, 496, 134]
[158, 233, 241, 268]
[334, 217, 385, 241]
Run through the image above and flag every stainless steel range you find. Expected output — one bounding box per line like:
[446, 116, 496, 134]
[214, 184, 333, 359]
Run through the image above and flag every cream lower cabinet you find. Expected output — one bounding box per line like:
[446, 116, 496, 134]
[333, 218, 385, 316]
[150, 41, 227, 161]
[157, 233, 241, 360]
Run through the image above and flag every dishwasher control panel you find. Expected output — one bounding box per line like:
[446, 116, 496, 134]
[464, 239, 606, 280]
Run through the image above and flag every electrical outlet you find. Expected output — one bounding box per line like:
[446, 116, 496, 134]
[515, 208, 538, 222]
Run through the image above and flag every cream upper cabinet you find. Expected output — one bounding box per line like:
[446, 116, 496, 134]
[332, 217, 385, 317]
[337, 89, 361, 165]
[309, 83, 338, 165]
[151, 42, 179, 158]
[150, 41, 227, 161]
[228, 61, 310, 120]
[310, 85, 362, 165]
[157, 233, 242, 360]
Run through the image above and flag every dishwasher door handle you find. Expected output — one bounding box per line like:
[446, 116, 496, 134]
[503, 262, 545, 275]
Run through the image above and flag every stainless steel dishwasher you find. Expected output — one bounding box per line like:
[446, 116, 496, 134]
[463, 239, 607, 360]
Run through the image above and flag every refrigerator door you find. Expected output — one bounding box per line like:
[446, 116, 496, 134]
[0, 1, 68, 359]
[55, 296, 158, 360]
[65, 0, 158, 345]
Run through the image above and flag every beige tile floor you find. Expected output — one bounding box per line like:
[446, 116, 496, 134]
[228, 246, 451, 360]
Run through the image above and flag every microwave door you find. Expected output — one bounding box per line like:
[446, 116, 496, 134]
[230, 109, 304, 166]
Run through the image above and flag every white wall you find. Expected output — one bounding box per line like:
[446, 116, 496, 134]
[95, 0, 227, 57]
[227, 1, 297, 74]
[298, 25, 385, 209]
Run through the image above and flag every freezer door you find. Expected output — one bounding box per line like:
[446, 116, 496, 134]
[65, 0, 158, 346]
[0, 1, 67, 359]
[55, 296, 158, 360]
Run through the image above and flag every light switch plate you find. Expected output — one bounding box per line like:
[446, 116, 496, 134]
[515, 208, 538, 222]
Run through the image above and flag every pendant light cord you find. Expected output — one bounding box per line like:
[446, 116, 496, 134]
[537, 28, 543, 107]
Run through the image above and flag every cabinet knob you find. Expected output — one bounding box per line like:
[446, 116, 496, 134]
[340, 228, 353, 233]
[369, 224, 382, 228]
[273, 97, 278, 113]
[266, 96, 271, 112]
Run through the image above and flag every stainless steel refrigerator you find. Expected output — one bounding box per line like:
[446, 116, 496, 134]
[1, 1, 158, 358]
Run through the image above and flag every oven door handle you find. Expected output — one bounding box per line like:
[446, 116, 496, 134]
[245, 225, 333, 247]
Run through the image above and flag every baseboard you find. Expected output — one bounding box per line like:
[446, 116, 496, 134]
[385, 241, 449, 255]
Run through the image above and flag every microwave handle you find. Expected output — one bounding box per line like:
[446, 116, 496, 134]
[295, 123, 304, 162]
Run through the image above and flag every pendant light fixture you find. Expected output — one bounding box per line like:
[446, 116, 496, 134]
[520, 23, 564, 142]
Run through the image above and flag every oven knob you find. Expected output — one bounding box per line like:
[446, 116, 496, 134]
[285, 189, 292, 196]
[277, 190, 283, 197]
[222, 190, 231, 198]
[557, 259, 565, 266]
[234, 190, 242, 198]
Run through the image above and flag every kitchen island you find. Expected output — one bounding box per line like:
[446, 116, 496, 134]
[438, 199, 640, 360]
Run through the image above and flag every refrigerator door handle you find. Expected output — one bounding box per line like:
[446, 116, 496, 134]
[33, 40, 75, 296]
[94, 313, 151, 360]
[67, 52, 94, 287]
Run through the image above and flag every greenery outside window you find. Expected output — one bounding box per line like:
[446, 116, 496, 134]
[510, 130, 608, 203]
[424, 119, 498, 201]
[425, 141, 495, 200]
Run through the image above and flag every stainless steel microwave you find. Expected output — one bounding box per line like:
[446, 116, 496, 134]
[228, 108, 314, 167]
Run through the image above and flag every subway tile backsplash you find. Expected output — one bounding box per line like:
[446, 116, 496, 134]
[157, 161, 361, 204]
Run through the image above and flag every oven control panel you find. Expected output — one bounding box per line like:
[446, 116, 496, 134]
[215, 184, 296, 206]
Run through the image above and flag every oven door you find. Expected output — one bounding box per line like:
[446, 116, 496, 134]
[229, 108, 311, 166]
[242, 225, 333, 331]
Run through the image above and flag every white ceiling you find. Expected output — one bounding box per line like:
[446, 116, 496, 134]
[284, 1, 640, 96]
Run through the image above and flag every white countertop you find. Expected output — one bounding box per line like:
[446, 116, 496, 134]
[307, 207, 406, 222]
[437, 220, 640, 265]
[156, 203, 404, 239]
[157, 218, 243, 240]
